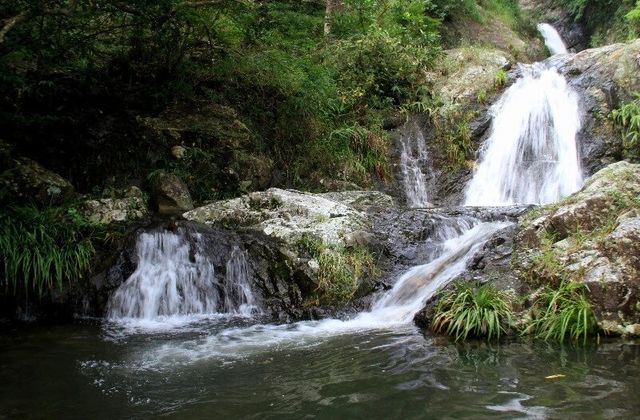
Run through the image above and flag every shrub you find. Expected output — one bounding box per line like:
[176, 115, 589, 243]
[432, 281, 513, 341]
[0, 205, 97, 295]
[523, 281, 598, 343]
[611, 93, 640, 159]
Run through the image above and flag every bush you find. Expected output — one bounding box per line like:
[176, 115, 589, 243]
[0, 205, 97, 295]
[523, 281, 598, 343]
[432, 281, 513, 341]
[611, 93, 640, 160]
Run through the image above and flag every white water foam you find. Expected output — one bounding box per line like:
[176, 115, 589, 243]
[465, 63, 582, 206]
[106, 231, 259, 325]
[537, 23, 568, 55]
[399, 121, 430, 207]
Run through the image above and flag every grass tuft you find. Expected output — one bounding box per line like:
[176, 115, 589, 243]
[0, 205, 97, 295]
[523, 281, 598, 344]
[432, 281, 513, 341]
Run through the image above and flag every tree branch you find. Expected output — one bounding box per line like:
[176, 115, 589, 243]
[0, 12, 27, 44]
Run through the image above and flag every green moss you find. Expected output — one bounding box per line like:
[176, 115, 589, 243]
[297, 233, 376, 305]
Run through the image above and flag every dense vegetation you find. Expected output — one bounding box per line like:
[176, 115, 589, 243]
[561, 0, 640, 45]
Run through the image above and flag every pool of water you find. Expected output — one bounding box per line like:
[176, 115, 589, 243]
[1, 318, 639, 419]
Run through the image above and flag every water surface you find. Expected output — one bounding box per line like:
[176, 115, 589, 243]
[1, 320, 638, 419]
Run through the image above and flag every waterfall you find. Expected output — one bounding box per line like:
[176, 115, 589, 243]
[398, 121, 430, 207]
[464, 63, 582, 206]
[106, 25, 581, 347]
[537, 23, 568, 55]
[107, 231, 258, 320]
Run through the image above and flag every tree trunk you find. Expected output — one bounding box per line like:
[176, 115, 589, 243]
[324, 0, 333, 36]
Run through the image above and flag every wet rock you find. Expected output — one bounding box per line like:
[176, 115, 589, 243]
[81, 186, 149, 225]
[515, 162, 640, 326]
[0, 156, 75, 205]
[551, 39, 640, 176]
[184, 189, 391, 317]
[151, 172, 194, 216]
[520, 0, 588, 51]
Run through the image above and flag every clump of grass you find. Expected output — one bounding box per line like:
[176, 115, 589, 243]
[298, 233, 376, 304]
[494, 69, 508, 87]
[0, 205, 97, 295]
[432, 281, 513, 341]
[523, 281, 598, 344]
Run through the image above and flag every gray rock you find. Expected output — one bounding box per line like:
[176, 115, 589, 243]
[515, 161, 640, 326]
[151, 172, 194, 216]
[0, 157, 75, 205]
[82, 186, 149, 225]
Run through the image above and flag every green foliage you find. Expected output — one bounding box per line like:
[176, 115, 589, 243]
[0, 205, 97, 295]
[611, 94, 640, 160]
[297, 233, 377, 305]
[432, 281, 513, 341]
[529, 232, 563, 284]
[523, 281, 598, 343]
[561, 0, 638, 45]
[494, 69, 508, 87]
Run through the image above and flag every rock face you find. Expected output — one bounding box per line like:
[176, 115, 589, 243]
[520, 0, 588, 51]
[151, 172, 194, 216]
[185, 188, 393, 320]
[81, 186, 149, 225]
[552, 39, 640, 176]
[515, 162, 640, 327]
[0, 156, 75, 205]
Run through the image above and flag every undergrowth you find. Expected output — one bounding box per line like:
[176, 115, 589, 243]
[297, 233, 377, 305]
[611, 93, 640, 160]
[432, 281, 513, 341]
[523, 281, 598, 343]
[0, 205, 98, 295]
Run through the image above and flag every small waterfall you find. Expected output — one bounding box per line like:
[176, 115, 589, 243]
[370, 220, 509, 322]
[107, 231, 258, 320]
[464, 63, 582, 206]
[223, 247, 258, 316]
[537, 23, 568, 55]
[398, 121, 430, 207]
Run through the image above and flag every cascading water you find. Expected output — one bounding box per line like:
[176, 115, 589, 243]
[107, 231, 258, 320]
[465, 23, 581, 206]
[105, 24, 580, 358]
[398, 121, 430, 207]
[464, 63, 582, 206]
[537, 23, 568, 55]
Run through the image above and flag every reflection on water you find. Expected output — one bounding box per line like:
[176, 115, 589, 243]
[1, 321, 639, 419]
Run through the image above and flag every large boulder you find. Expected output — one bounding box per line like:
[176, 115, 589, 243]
[0, 156, 75, 205]
[151, 172, 194, 216]
[515, 161, 640, 328]
[184, 188, 393, 319]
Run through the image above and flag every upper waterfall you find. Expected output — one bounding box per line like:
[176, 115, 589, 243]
[537, 23, 568, 55]
[464, 63, 582, 206]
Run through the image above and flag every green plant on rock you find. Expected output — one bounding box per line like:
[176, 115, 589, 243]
[523, 280, 598, 343]
[0, 205, 98, 295]
[298, 233, 376, 305]
[611, 93, 640, 160]
[494, 69, 508, 87]
[432, 281, 513, 341]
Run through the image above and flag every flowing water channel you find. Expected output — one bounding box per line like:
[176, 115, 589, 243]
[2, 25, 629, 419]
